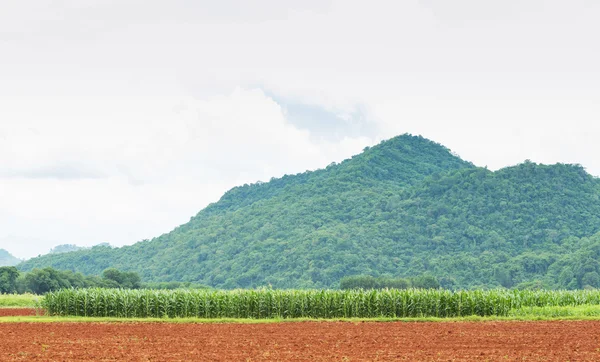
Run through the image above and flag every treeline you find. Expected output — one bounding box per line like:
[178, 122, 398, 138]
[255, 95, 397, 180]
[339, 275, 441, 290]
[0, 267, 208, 295]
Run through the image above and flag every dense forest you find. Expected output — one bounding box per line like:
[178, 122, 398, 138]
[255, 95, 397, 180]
[0, 249, 20, 267]
[18, 134, 600, 290]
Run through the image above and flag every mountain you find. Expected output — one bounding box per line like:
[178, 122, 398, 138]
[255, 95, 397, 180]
[0, 249, 21, 267]
[49, 244, 86, 254]
[18, 134, 600, 290]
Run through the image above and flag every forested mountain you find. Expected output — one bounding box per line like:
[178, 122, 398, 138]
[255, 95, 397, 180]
[0, 249, 20, 267]
[18, 134, 600, 289]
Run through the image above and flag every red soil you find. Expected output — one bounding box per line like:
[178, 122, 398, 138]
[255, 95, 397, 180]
[1, 320, 600, 361]
[0, 309, 39, 317]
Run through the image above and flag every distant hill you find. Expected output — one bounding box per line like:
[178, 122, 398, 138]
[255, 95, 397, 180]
[19, 134, 600, 290]
[0, 249, 21, 267]
[49, 244, 86, 254]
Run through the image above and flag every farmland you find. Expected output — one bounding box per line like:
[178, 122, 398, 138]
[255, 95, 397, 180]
[5, 290, 600, 360]
[2, 320, 600, 361]
[0, 309, 38, 317]
[0, 294, 42, 317]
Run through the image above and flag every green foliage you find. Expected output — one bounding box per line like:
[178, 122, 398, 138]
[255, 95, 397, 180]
[340, 276, 378, 289]
[141, 281, 210, 290]
[24, 268, 79, 294]
[41, 288, 504, 318]
[17, 134, 600, 290]
[102, 268, 141, 289]
[42, 288, 600, 319]
[411, 274, 441, 289]
[0, 267, 20, 294]
[340, 275, 421, 290]
[17, 267, 142, 294]
[509, 304, 600, 318]
[0, 293, 40, 307]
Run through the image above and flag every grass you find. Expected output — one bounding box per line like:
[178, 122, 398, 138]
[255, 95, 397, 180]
[509, 304, 600, 318]
[0, 294, 41, 308]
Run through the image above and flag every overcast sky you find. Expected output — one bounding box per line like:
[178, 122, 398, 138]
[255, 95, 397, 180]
[1, 0, 599, 259]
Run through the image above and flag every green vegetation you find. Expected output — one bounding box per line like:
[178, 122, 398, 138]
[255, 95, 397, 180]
[0, 293, 40, 308]
[2, 267, 144, 295]
[0, 267, 19, 294]
[42, 288, 600, 319]
[3, 266, 208, 295]
[0, 249, 20, 267]
[339, 274, 439, 290]
[19, 267, 140, 294]
[17, 134, 600, 289]
[41, 288, 507, 318]
[509, 304, 600, 318]
[141, 281, 210, 290]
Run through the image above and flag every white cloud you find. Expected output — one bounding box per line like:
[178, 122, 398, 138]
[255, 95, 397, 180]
[0, 87, 371, 258]
[1, 0, 600, 257]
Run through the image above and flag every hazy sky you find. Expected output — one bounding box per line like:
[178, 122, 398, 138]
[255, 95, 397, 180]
[1, 0, 599, 259]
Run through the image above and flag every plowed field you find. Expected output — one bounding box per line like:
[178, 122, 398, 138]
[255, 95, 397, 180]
[0, 309, 38, 317]
[1, 320, 600, 361]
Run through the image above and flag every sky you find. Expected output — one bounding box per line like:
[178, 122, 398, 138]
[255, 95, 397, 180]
[1, 0, 599, 259]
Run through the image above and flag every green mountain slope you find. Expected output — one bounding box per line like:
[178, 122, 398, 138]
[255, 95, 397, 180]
[0, 249, 21, 267]
[18, 135, 600, 289]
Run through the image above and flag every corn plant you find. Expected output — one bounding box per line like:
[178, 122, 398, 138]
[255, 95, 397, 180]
[41, 288, 600, 319]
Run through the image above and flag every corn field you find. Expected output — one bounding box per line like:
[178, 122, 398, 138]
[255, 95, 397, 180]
[41, 288, 600, 319]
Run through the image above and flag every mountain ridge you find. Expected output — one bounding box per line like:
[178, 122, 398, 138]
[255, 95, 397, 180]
[203, 134, 474, 214]
[18, 134, 600, 290]
[0, 249, 21, 267]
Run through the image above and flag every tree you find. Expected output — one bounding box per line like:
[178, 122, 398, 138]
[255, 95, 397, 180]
[340, 275, 412, 290]
[494, 266, 512, 288]
[102, 268, 141, 289]
[102, 268, 123, 284]
[411, 274, 440, 289]
[340, 275, 378, 290]
[582, 272, 600, 289]
[24, 268, 72, 294]
[0, 267, 19, 294]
